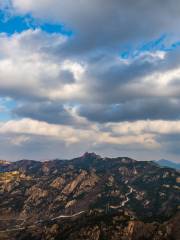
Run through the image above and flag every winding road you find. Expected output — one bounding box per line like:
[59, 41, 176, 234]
[0, 187, 135, 234]
[0, 211, 85, 234]
[110, 185, 133, 209]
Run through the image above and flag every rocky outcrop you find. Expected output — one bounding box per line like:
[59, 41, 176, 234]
[50, 176, 65, 189]
[62, 170, 87, 195]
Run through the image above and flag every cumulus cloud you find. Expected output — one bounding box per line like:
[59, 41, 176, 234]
[11, 0, 180, 52]
[0, 118, 167, 149]
[0, 29, 86, 101]
[1, 118, 180, 161]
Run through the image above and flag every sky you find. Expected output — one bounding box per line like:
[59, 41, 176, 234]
[0, 0, 180, 162]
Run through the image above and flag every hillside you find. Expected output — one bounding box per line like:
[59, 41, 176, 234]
[0, 153, 179, 240]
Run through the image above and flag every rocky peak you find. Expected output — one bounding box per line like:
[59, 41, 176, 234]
[82, 152, 101, 160]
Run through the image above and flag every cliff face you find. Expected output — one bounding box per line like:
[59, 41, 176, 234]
[0, 153, 179, 240]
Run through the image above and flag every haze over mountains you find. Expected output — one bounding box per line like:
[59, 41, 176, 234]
[0, 153, 179, 239]
[156, 159, 180, 170]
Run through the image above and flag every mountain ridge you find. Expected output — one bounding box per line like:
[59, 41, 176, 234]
[155, 159, 180, 170]
[0, 153, 179, 239]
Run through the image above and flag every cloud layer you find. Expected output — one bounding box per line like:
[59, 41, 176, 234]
[0, 1, 180, 161]
[11, 0, 180, 50]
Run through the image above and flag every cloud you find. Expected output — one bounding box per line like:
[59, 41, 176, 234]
[78, 99, 180, 123]
[83, 48, 180, 103]
[0, 29, 180, 121]
[0, 20, 180, 108]
[13, 101, 89, 127]
[0, 118, 105, 144]
[11, 0, 180, 52]
[0, 118, 158, 147]
[0, 29, 86, 101]
[0, 1, 180, 161]
[13, 102, 74, 125]
[0, 118, 180, 161]
[108, 120, 180, 136]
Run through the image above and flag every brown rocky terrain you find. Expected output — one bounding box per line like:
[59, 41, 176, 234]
[0, 153, 179, 240]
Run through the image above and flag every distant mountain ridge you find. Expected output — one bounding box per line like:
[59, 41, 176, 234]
[156, 159, 180, 170]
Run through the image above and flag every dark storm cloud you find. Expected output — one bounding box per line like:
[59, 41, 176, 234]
[78, 99, 180, 123]
[13, 102, 75, 125]
[10, 0, 180, 54]
[58, 0, 180, 53]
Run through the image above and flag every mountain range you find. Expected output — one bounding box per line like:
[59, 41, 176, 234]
[0, 153, 179, 240]
[155, 159, 180, 170]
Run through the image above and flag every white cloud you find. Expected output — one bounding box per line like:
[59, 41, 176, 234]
[0, 28, 180, 104]
[0, 118, 82, 144]
[109, 120, 180, 136]
[0, 29, 87, 101]
[1, 118, 180, 150]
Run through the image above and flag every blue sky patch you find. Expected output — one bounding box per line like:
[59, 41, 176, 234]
[0, 10, 73, 36]
[0, 98, 17, 121]
[120, 35, 180, 59]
